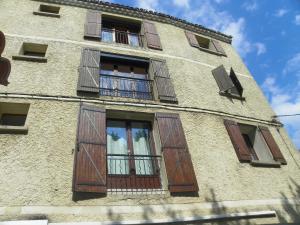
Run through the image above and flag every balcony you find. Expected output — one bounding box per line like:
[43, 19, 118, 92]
[107, 154, 162, 192]
[101, 28, 143, 47]
[100, 74, 153, 100]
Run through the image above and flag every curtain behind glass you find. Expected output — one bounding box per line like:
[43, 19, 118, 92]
[107, 120, 129, 175]
[131, 122, 154, 175]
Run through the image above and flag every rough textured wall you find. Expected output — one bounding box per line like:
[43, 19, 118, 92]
[0, 0, 299, 224]
[0, 99, 299, 223]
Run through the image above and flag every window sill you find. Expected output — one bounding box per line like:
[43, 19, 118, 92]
[33, 11, 60, 18]
[0, 125, 28, 134]
[250, 160, 281, 168]
[12, 55, 47, 63]
[219, 91, 245, 101]
[198, 46, 226, 57]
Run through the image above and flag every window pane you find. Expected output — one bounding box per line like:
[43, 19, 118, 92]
[131, 122, 154, 175]
[102, 30, 113, 43]
[129, 34, 139, 47]
[107, 120, 129, 175]
[0, 114, 27, 126]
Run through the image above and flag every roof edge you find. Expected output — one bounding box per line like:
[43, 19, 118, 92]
[33, 0, 233, 44]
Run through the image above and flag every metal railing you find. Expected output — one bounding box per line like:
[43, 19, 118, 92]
[101, 28, 143, 47]
[100, 74, 153, 100]
[107, 154, 164, 193]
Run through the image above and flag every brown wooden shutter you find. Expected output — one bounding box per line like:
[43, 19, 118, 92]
[185, 30, 200, 48]
[259, 126, 287, 165]
[77, 48, 100, 94]
[73, 103, 107, 193]
[0, 31, 10, 86]
[156, 113, 198, 193]
[150, 59, 177, 103]
[143, 20, 162, 50]
[224, 119, 252, 162]
[211, 39, 226, 56]
[84, 10, 102, 40]
[212, 65, 234, 93]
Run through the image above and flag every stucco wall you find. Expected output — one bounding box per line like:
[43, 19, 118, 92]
[0, 0, 299, 224]
[0, 98, 299, 223]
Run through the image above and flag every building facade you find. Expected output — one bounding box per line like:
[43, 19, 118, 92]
[0, 0, 300, 224]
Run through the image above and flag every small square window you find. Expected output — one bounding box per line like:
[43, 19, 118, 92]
[0, 102, 30, 134]
[196, 36, 210, 49]
[33, 4, 61, 18]
[39, 4, 60, 14]
[12, 43, 48, 63]
[239, 124, 280, 166]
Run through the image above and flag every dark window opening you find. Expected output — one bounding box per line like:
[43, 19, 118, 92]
[39, 4, 60, 14]
[196, 35, 210, 49]
[100, 54, 152, 100]
[21, 43, 47, 58]
[106, 119, 161, 189]
[101, 16, 142, 47]
[0, 114, 27, 126]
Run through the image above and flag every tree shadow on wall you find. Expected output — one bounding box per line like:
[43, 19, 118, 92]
[274, 177, 300, 224]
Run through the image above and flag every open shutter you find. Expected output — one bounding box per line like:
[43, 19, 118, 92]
[84, 10, 102, 40]
[212, 65, 234, 93]
[77, 48, 100, 94]
[143, 20, 162, 50]
[211, 39, 227, 56]
[156, 113, 198, 193]
[73, 103, 107, 193]
[224, 119, 252, 162]
[0, 31, 10, 86]
[229, 68, 243, 96]
[150, 59, 177, 103]
[185, 31, 199, 48]
[259, 126, 287, 165]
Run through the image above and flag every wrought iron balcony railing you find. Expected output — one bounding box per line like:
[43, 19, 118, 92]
[100, 74, 153, 100]
[107, 154, 162, 191]
[101, 28, 143, 47]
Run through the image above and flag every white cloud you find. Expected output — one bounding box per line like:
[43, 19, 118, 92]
[262, 75, 300, 149]
[136, 0, 159, 11]
[242, 1, 258, 12]
[295, 14, 300, 25]
[283, 53, 300, 77]
[253, 42, 266, 55]
[275, 9, 288, 17]
[173, 0, 190, 8]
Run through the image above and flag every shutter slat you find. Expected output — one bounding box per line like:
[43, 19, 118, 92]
[185, 30, 199, 48]
[84, 10, 102, 40]
[212, 65, 234, 93]
[229, 68, 243, 96]
[77, 48, 100, 94]
[143, 20, 162, 50]
[224, 119, 252, 162]
[211, 39, 227, 56]
[150, 59, 177, 103]
[259, 126, 287, 165]
[156, 113, 198, 193]
[73, 104, 107, 193]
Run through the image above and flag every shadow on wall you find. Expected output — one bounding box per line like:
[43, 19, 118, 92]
[72, 185, 300, 224]
[274, 177, 300, 224]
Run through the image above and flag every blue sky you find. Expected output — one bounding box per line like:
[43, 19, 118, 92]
[106, 0, 300, 149]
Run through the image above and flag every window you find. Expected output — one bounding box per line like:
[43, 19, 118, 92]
[12, 43, 48, 63]
[77, 49, 177, 103]
[0, 102, 30, 134]
[185, 30, 227, 56]
[107, 119, 161, 189]
[84, 11, 163, 50]
[212, 65, 244, 99]
[73, 105, 198, 195]
[100, 55, 152, 100]
[33, 4, 61, 18]
[224, 119, 286, 167]
[101, 16, 142, 47]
